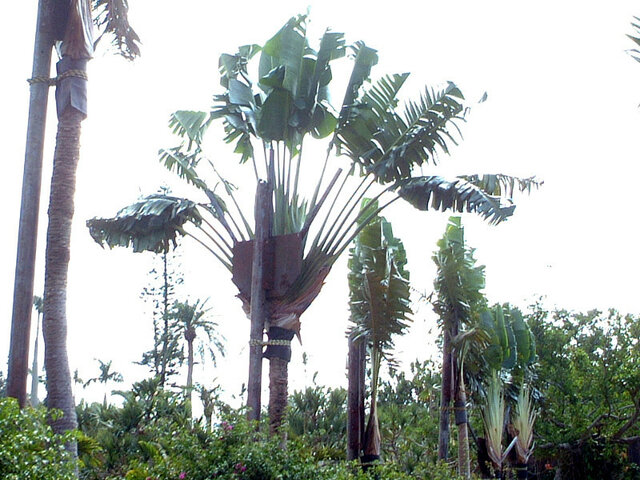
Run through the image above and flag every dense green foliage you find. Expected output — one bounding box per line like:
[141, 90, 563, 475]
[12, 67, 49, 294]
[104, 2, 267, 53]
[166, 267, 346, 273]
[528, 306, 640, 479]
[0, 398, 76, 480]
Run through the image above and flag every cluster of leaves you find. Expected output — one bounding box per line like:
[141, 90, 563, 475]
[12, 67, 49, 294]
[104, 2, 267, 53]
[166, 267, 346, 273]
[526, 305, 640, 479]
[287, 384, 348, 459]
[0, 398, 76, 480]
[69, 370, 473, 480]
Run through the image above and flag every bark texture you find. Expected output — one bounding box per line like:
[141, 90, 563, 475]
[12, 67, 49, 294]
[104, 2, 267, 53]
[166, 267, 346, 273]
[347, 334, 365, 460]
[43, 108, 83, 453]
[8, 0, 56, 407]
[438, 327, 453, 460]
[268, 357, 288, 435]
[456, 380, 471, 479]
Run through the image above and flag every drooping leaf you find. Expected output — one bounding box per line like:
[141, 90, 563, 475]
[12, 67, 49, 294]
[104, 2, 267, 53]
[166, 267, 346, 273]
[396, 176, 516, 225]
[87, 195, 201, 253]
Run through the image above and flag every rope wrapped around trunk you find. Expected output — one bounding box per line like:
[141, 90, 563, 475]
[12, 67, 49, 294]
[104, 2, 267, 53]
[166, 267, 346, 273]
[263, 326, 295, 362]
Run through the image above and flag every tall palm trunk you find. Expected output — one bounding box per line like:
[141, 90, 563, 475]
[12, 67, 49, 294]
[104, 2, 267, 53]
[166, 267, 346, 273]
[7, 0, 55, 408]
[185, 328, 195, 415]
[43, 107, 84, 453]
[455, 374, 471, 479]
[347, 333, 365, 460]
[30, 312, 41, 406]
[268, 357, 288, 435]
[438, 326, 453, 459]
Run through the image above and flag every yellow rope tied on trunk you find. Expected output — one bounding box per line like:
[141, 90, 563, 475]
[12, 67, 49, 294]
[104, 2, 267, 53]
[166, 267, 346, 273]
[248, 339, 292, 347]
[27, 69, 88, 86]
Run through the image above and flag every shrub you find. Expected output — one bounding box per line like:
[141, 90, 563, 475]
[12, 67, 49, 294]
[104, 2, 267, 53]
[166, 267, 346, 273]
[0, 397, 76, 480]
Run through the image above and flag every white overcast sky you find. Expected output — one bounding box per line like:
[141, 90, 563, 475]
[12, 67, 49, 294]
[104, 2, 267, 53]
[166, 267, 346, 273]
[2, 1, 639, 405]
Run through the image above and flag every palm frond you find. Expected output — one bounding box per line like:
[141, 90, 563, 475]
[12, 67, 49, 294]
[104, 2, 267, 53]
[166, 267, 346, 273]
[86, 194, 201, 253]
[348, 209, 412, 359]
[396, 176, 516, 225]
[91, 0, 141, 60]
[459, 174, 542, 197]
[168, 110, 214, 148]
[627, 16, 640, 63]
[337, 80, 464, 183]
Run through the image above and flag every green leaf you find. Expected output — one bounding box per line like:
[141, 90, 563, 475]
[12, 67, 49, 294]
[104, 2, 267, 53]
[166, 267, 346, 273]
[86, 195, 202, 253]
[397, 176, 516, 225]
[257, 88, 292, 141]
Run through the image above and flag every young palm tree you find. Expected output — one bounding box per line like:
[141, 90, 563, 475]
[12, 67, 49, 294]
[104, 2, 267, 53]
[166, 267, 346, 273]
[87, 15, 538, 432]
[30, 295, 44, 407]
[432, 216, 486, 478]
[347, 204, 412, 462]
[84, 359, 123, 406]
[171, 299, 225, 410]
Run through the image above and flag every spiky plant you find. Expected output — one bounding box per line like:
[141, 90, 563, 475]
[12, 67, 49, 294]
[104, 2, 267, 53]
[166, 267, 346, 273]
[513, 383, 536, 464]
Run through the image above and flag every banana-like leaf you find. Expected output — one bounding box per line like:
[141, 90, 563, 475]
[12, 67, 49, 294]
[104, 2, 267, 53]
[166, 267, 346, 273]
[168, 110, 212, 148]
[510, 309, 531, 366]
[91, 0, 141, 60]
[397, 176, 516, 225]
[337, 79, 464, 183]
[348, 205, 412, 360]
[628, 17, 640, 63]
[87, 194, 202, 253]
[459, 174, 543, 197]
[158, 147, 207, 191]
[502, 321, 517, 369]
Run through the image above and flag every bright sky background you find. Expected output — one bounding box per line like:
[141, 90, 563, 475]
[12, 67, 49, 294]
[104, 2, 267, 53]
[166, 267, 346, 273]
[2, 1, 639, 407]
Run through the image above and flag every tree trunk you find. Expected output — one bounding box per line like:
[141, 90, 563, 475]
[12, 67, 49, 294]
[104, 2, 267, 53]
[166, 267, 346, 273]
[43, 107, 84, 455]
[455, 377, 471, 479]
[347, 333, 365, 460]
[7, 0, 56, 408]
[185, 332, 195, 416]
[438, 326, 453, 460]
[268, 356, 288, 435]
[247, 180, 271, 424]
[30, 313, 41, 406]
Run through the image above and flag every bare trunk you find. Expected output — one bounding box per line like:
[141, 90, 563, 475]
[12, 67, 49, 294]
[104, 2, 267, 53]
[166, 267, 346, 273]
[7, 0, 55, 407]
[347, 333, 365, 460]
[438, 327, 453, 460]
[247, 180, 271, 424]
[186, 335, 194, 416]
[30, 314, 41, 406]
[456, 378, 471, 479]
[268, 357, 288, 436]
[43, 108, 84, 457]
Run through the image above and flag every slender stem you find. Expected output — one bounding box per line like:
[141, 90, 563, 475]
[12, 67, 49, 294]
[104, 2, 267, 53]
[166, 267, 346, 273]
[207, 160, 253, 239]
[316, 175, 376, 254]
[307, 167, 357, 254]
[194, 224, 233, 261]
[309, 146, 332, 211]
[185, 232, 232, 271]
[292, 138, 304, 201]
[329, 194, 401, 258]
[199, 215, 235, 252]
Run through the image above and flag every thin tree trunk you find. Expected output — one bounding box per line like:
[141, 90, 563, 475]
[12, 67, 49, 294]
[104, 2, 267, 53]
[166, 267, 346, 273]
[43, 108, 84, 456]
[456, 377, 471, 479]
[30, 313, 41, 406]
[247, 180, 271, 424]
[185, 333, 195, 416]
[438, 327, 453, 460]
[7, 0, 56, 408]
[160, 252, 169, 387]
[347, 333, 365, 460]
[268, 357, 288, 435]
